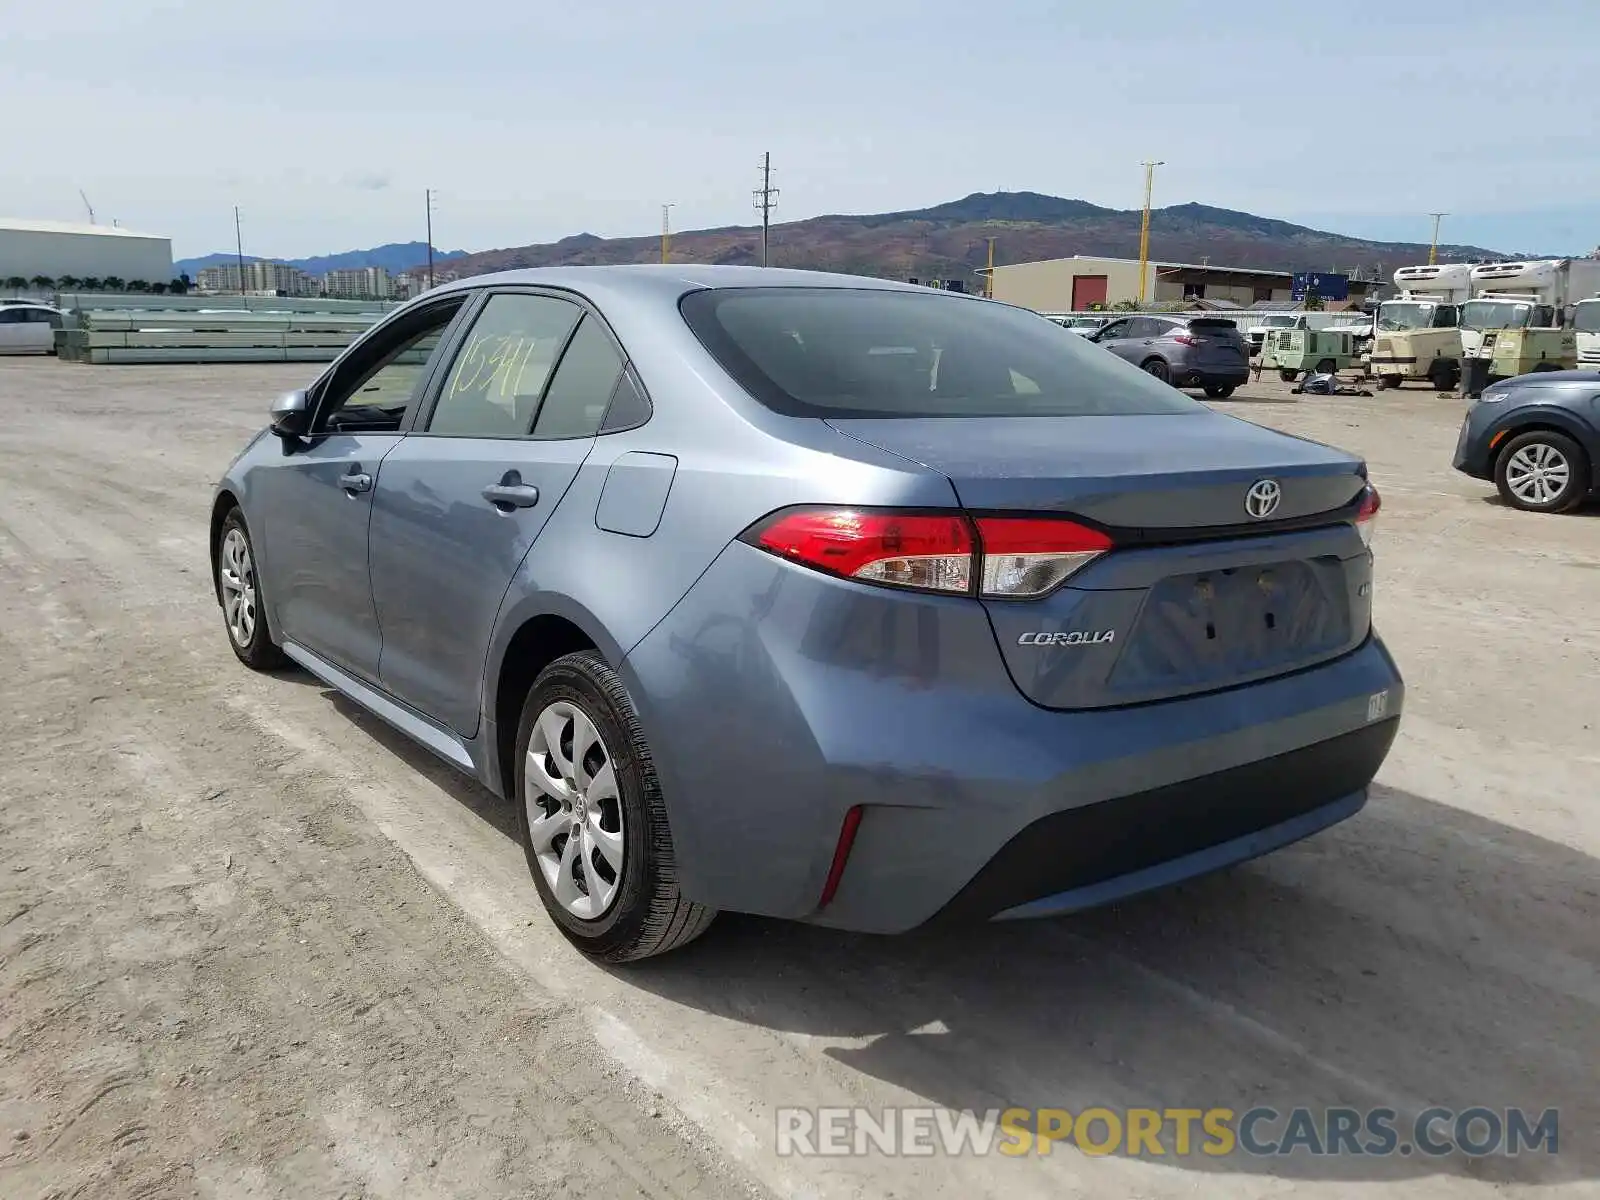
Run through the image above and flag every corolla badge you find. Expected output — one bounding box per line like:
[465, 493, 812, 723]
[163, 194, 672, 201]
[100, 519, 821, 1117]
[1244, 478, 1282, 519]
[1017, 630, 1116, 647]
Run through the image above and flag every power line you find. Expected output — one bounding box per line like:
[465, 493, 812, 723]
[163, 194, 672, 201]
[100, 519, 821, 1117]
[753, 152, 779, 267]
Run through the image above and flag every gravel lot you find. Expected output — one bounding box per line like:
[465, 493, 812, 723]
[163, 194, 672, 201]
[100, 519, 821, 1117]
[1, 358, 1596, 1199]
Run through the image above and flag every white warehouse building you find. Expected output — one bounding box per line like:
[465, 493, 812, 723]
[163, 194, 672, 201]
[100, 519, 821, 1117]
[0, 218, 173, 284]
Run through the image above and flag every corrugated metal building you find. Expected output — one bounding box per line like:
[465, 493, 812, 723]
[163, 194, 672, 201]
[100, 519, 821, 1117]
[0, 219, 173, 284]
[988, 255, 1372, 312]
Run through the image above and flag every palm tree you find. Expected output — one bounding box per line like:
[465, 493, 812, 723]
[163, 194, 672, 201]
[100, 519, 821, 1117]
[150, 282, 169, 294]
[56, 275, 81, 290]
[169, 276, 190, 295]
[101, 276, 126, 291]
[80, 277, 103, 290]
[30, 275, 54, 291]
[127, 279, 150, 293]
[3, 276, 25, 293]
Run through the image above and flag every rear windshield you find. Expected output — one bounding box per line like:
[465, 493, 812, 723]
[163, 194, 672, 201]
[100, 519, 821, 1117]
[679, 287, 1205, 419]
[1188, 318, 1240, 333]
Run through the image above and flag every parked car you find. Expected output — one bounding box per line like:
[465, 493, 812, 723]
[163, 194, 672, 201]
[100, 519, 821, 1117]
[1054, 315, 1110, 336]
[1452, 369, 1600, 512]
[1086, 314, 1251, 397]
[211, 266, 1402, 962]
[0, 302, 63, 354]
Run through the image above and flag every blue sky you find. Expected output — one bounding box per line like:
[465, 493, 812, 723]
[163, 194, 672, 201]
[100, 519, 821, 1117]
[3, 0, 1598, 260]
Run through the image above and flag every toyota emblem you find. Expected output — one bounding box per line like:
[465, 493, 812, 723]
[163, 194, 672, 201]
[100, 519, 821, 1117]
[1244, 478, 1282, 519]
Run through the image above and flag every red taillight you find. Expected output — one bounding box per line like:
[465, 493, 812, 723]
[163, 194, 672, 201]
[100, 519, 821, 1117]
[1354, 484, 1381, 547]
[750, 509, 974, 593]
[818, 805, 864, 909]
[1172, 333, 1199, 346]
[743, 508, 1113, 598]
[974, 517, 1113, 598]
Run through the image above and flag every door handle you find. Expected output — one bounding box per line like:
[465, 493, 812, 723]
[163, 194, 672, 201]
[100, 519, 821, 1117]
[481, 482, 540, 511]
[339, 470, 372, 494]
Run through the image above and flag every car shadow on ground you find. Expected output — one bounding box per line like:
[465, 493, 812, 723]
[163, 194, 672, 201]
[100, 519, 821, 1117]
[301, 677, 1596, 1187]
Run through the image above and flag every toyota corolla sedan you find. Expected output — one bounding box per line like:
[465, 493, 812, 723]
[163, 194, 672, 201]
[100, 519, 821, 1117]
[211, 266, 1402, 962]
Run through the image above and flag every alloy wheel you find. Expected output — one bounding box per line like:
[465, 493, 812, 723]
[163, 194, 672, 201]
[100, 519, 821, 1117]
[1504, 442, 1570, 507]
[524, 700, 625, 919]
[218, 527, 257, 647]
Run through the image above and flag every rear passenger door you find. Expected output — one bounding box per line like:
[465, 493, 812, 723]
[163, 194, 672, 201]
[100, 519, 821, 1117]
[1095, 318, 1141, 364]
[367, 289, 630, 736]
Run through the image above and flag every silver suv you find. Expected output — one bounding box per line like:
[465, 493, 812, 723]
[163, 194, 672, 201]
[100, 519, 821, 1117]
[1088, 315, 1251, 398]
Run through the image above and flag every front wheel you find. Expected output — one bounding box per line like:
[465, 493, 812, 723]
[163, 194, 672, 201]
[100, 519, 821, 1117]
[1315, 358, 1338, 375]
[1494, 430, 1589, 513]
[1141, 357, 1171, 384]
[515, 650, 716, 962]
[1202, 383, 1236, 398]
[1278, 368, 1299, 384]
[216, 509, 287, 670]
[1377, 374, 1404, 390]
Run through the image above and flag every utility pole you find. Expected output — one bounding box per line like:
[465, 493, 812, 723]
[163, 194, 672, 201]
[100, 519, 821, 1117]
[425, 189, 437, 290]
[234, 206, 247, 296]
[1427, 212, 1448, 266]
[752, 152, 779, 267]
[661, 203, 675, 264]
[1137, 161, 1164, 305]
[985, 237, 996, 298]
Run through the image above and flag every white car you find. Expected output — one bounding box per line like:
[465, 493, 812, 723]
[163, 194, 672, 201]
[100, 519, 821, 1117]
[0, 302, 63, 355]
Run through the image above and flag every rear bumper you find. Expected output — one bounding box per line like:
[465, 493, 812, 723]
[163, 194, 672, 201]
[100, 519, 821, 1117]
[623, 542, 1405, 934]
[1175, 368, 1249, 388]
[933, 718, 1395, 923]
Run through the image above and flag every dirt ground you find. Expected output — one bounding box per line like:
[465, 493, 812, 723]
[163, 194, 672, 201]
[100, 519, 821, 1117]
[1, 358, 1596, 1200]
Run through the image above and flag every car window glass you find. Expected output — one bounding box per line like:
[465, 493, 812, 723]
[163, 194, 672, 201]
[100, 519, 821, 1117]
[0, 309, 24, 324]
[1098, 319, 1126, 339]
[599, 367, 652, 433]
[681, 287, 1203, 418]
[532, 315, 626, 439]
[318, 299, 464, 433]
[429, 293, 582, 437]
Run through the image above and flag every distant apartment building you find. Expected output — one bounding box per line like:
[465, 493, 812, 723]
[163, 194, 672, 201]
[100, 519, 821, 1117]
[393, 272, 432, 300]
[195, 260, 316, 296]
[323, 266, 394, 300]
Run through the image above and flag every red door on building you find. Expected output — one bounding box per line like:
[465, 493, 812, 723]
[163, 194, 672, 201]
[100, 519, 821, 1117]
[1071, 274, 1108, 310]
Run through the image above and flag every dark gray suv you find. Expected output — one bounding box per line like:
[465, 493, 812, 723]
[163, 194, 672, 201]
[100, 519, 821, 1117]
[1088, 315, 1251, 398]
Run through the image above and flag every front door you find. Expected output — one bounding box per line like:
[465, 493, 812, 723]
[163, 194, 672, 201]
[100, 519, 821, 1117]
[369, 291, 630, 736]
[252, 296, 467, 680]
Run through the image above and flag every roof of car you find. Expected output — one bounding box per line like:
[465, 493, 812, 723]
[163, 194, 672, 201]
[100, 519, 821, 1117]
[426, 264, 939, 300]
[1503, 370, 1600, 386]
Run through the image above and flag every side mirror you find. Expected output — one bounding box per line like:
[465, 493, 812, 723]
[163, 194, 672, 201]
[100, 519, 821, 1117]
[269, 389, 310, 439]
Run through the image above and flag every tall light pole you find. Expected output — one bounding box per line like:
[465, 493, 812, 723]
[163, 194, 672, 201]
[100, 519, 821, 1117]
[753, 152, 779, 267]
[661, 203, 675, 264]
[1427, 212, 1448, 266]
[1137, 161, 1164, 305]
[425, 189, 438, 290]
[985, 237, 996, 298]
[234, 206, 247, 296]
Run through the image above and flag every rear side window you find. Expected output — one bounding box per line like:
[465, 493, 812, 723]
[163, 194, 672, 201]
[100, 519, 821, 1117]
[680, 288, 1204, 418]
[531, 315, 625, 439]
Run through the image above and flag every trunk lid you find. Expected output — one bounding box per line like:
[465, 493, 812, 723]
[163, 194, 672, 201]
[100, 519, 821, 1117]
[827, 412, 1373, 709]
[1183, 319, 1249, 372]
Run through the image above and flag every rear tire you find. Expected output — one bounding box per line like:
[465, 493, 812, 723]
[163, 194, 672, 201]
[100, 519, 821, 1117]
[1493, 430, 1589, 514]
[1378, 374, 1403, 390]
[1141, 357, 1171, 384]
[1429, 360, 1459, 391]
[1278, 369, 1299, 383]
[1202, 383, 1236, 398]
[1315, 358, 1338, 375]
[216, 508, 287, 671]
[515, 650, 716, 963]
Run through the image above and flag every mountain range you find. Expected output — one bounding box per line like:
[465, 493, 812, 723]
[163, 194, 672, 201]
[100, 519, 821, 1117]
[174, 241, 466, 279]
[422, 192, 1514, 285]
[178, 193, 1522, 287]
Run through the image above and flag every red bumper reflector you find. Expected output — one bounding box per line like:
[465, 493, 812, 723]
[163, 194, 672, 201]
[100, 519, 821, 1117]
[819, 805, 865, 909]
